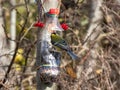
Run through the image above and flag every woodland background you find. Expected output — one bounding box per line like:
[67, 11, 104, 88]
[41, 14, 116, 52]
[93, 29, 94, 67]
[0, 0, 120, 90]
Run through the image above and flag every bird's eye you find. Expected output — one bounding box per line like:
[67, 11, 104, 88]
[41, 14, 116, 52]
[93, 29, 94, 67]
[62, 41, 66, 44]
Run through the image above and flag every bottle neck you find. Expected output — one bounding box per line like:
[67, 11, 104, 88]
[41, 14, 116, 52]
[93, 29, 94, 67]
[46, 12, 58, 18]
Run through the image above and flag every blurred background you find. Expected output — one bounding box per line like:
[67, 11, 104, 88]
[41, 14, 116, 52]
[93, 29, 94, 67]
[0, 0, 120, 90]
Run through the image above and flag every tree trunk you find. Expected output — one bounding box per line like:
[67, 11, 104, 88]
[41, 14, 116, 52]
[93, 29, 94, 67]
[76, 0, 103, 86]
[83, 0, 103, 78]
[36, 0, 62, 90]
[0, 0, 10, 82]
[10, 0, 16, 51]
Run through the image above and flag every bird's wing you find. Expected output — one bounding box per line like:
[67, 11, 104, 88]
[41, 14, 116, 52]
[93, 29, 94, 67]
[51, 33, 71, 51]
[53, 40, 69, 51]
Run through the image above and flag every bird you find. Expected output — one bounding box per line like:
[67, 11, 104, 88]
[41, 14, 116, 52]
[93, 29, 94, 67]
[51, 33, 79, 60]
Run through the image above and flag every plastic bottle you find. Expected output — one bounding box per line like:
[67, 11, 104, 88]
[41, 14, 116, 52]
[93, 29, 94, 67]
[41, 0, 60, 13]
[38, 9, 62, 80]
[45, 8, 64, 31]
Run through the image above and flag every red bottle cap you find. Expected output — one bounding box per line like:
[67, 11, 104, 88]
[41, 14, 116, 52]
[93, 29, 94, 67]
[49, 8, 59, 15]
[34, 21, 44, 27]
[61, 23, 69, 30]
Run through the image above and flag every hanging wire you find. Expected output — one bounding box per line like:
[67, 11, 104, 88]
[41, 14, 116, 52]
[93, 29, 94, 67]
[36, 0, 43, 21]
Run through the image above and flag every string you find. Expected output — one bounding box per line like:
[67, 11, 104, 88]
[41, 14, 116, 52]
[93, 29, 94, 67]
[37, 0, 43, 21]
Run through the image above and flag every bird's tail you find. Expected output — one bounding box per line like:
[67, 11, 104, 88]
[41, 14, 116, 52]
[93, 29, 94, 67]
[67, 50, 79, 60]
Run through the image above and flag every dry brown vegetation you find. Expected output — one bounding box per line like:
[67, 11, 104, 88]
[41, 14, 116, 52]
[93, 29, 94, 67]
[0, 0, 120, 90]
[56, 0, 120, 90]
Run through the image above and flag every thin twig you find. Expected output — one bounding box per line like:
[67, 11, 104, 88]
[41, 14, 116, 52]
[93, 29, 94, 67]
[0, 0, 30, 88]
[20, 22, 35, 41]
[82, 23, 101, 45]
[0, 82, 9, 89]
